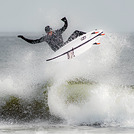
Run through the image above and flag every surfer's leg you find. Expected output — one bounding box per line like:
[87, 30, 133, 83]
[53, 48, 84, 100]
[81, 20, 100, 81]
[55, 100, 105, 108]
[75, 30, 86, 36]
[64, 30, 86, 45]
[68, 30, 86, 40]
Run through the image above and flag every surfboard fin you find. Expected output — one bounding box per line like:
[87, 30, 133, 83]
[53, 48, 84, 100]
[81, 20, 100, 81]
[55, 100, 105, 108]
[91, 32, 99, 34]
[100, 33, 105, 36]
[93, 42, 100, 45]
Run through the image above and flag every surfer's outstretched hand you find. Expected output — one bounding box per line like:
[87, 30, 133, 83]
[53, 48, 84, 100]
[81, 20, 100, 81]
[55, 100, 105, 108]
[18, 35, 24, 38]
[61, 17, 67, 22]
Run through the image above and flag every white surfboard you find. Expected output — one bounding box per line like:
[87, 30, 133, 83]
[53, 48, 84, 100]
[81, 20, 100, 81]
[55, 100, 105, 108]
[46, 29, 104, 62]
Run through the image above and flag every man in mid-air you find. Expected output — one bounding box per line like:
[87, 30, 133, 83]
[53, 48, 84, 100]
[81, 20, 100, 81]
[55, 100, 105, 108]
[18, 17, 86, 52]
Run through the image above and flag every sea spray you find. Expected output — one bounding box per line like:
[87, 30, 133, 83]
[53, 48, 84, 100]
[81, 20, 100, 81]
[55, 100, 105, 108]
[48, 80, 134, 126]
[47, 33, 134, 126]
[0, 32, 133, 127]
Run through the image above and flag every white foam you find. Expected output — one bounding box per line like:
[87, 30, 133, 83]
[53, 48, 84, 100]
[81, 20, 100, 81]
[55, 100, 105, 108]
[48, 82, 134, 127]
[45, 32, 134, 127]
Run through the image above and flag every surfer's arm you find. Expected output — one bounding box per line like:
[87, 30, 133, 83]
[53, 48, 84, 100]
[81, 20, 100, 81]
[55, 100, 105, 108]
[58, 17, 68, 34]
[18, 35, 46, 44]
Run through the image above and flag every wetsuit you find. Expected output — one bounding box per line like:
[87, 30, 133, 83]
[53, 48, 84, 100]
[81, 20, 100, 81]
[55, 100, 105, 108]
[18, 17, 68, 51]
[18, 17, 86, 51]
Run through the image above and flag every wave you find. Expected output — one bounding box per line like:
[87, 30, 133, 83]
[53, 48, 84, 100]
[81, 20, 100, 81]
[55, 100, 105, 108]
[0, 32, 134, 127]
[48, 78, 134, 127]
[0, 76, 134, 127]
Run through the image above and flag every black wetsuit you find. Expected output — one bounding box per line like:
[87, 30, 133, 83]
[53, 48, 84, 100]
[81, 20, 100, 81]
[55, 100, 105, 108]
[18, 18, 67, 51]
[18, 17, 86, 51]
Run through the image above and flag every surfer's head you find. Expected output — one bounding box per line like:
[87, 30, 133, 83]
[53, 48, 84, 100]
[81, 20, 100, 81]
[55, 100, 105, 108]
[45, 26, 52, 33]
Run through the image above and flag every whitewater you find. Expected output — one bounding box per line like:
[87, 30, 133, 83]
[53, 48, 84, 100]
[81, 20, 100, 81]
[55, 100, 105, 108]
[0, 31, 134, 133]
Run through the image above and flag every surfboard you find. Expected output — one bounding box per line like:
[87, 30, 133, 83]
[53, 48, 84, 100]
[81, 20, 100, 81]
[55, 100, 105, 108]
[46, 29, 105, 62]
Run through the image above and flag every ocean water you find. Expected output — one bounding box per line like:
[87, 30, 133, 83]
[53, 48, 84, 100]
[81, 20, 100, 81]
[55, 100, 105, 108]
[0, 32, 134, 133]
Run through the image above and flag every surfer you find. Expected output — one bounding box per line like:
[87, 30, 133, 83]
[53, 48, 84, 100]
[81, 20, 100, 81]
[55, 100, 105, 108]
[18, 17, 86, 52]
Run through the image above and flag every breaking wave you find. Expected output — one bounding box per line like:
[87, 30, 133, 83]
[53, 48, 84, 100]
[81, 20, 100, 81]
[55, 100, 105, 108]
[0, 32, 134, 127]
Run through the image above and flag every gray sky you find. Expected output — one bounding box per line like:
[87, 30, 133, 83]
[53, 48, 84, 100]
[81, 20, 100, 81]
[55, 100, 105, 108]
[0, 0, 134, 32]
